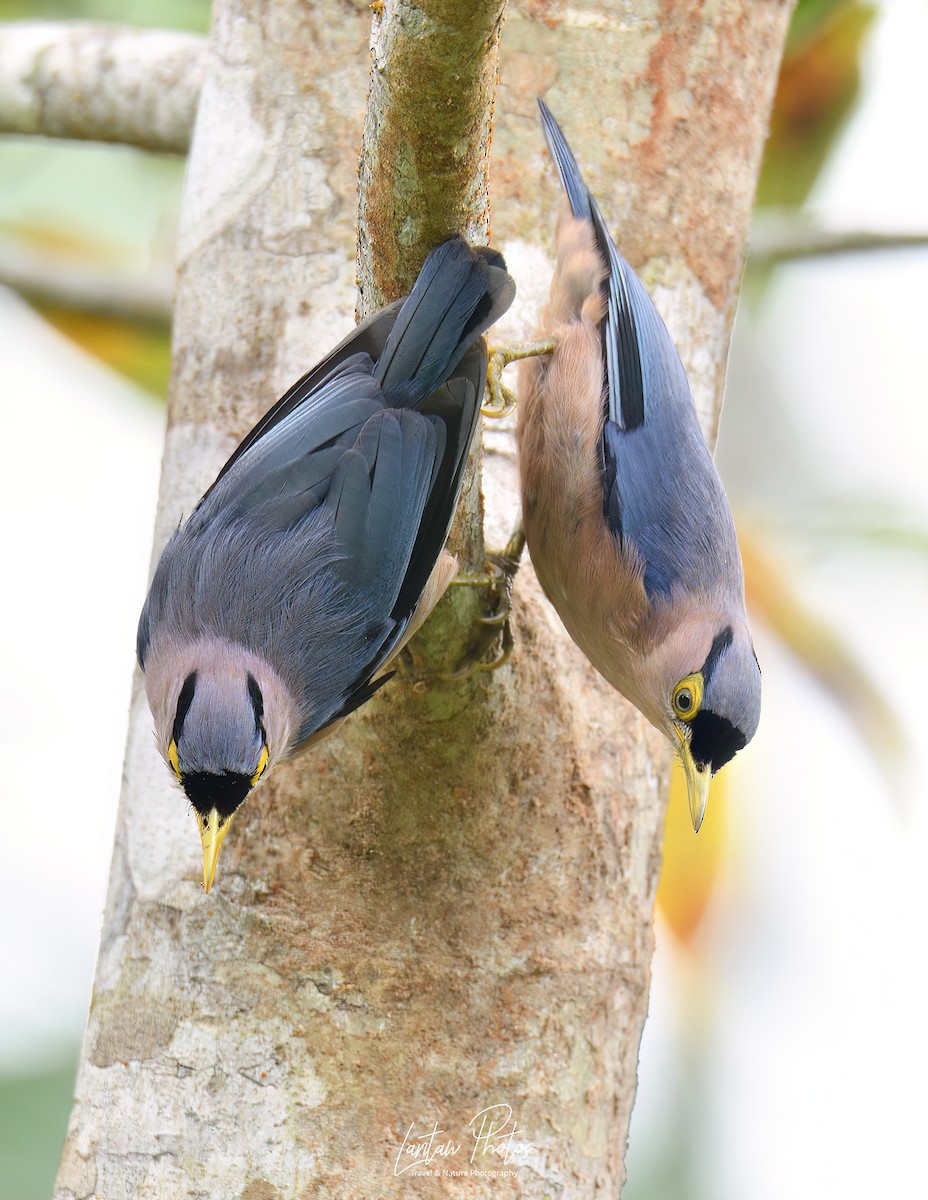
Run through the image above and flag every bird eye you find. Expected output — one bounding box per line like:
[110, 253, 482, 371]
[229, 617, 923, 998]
[672, 674, 703, 720]
[167, 738, 182, 781]
[251, 745, 269, 787]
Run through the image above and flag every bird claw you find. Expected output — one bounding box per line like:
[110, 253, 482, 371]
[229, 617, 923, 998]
[439, 618, 515, 680]
[483, 339, 556, 418]
[440, 525, 526, 678]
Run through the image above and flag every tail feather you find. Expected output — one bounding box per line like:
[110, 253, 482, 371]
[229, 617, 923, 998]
[376, 236, 515, 405]
[538, 97, 593, 222]
[539, 99, 646, 434]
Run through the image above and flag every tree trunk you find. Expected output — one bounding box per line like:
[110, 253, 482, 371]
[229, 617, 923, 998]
[53, 1, 793, 1196]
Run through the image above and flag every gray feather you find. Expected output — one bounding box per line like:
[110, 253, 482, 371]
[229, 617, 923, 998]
[324, 409, 440, 591]
[377, 237, 515, 403]
[538, 97, 592, 222]
[197, 359, 385, 529]
[597, 223, 743, 602]
[139, 237, 515, 757]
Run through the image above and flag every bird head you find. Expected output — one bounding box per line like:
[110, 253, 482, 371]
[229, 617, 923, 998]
[639, 619, 761, 831]
[165, 667, 271, 892]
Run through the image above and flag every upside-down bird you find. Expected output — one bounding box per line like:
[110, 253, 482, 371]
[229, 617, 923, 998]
[516, 100, 760, 829]
[138, 237, 515, 890]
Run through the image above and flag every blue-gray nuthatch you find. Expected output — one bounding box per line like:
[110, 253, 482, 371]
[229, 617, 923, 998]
[138, 237, 515, 890]
[515, 101, 761, 829]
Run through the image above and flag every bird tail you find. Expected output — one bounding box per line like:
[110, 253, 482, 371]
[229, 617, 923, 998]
[375, 236, 516, 405]
[538, 98, 593, 222]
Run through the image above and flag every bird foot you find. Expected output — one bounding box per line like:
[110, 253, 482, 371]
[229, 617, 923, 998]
[441, 525, 526, 678]
[483, 339, 556, 418]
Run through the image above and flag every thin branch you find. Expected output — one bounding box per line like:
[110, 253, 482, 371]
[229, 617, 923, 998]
[356, 0, 509, 637]
[0, 235, 173, 322]
[9, 218, 927, 329]
[356, 0, 507, 311]
[0, 22, 204, 154]
[750, 214, 928, 264]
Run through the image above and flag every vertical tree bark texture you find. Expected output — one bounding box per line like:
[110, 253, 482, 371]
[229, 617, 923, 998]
[357, 0, 508, 664]
[357, 0, 508, 310]
[494, 0, 795, 442]
[54, 1, 793, 1197]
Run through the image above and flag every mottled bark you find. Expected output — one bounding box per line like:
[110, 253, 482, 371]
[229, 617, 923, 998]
[493, 0, 795, 443]
[0, 22, 203, 153]
[356, 0, 507, 311]
[53, 1, 793, 1197]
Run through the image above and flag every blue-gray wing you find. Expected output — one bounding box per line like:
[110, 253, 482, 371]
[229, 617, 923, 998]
[539, 99, 643, 432]
[285, 404, 447, 743]
[138, 382, 452, 740]
[138, 236, 511, 744]
[205, 303, 404, 494]
[540, 98, 737, 601]
[591, 205, 738, 601]
[376, 243, 513, 404]
[293, 367, 481, 746]
[136, 356, 387, 668]
[191, 354, 385, 530]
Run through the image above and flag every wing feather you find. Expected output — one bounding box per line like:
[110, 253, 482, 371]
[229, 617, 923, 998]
[539, 100, 739, 601]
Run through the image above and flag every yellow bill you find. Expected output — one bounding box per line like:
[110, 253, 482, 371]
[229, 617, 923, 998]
[198, 808, 234, 893]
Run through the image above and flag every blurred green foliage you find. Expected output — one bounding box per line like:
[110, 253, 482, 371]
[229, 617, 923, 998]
[757, 0, 876, 208]
[0, 0, 209, 31]
[44, 304, 174, 393]
[0, 0, 210, 391]
[0, 1057, 76, 1200]
[0, 120, 183, 394]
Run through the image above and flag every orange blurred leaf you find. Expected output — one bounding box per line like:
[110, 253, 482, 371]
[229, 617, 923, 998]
[657, 763, 728, 945]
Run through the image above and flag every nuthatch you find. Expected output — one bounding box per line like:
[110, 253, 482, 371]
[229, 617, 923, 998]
[515, 101, 761, 829]
[138, 237, 515, 891]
